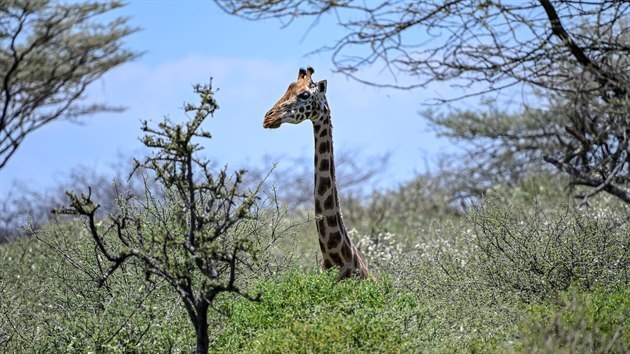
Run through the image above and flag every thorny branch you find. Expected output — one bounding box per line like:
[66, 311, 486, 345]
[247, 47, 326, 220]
[54, 83, 280, 353]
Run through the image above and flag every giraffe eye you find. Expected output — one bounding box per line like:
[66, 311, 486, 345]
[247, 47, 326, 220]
[298, 92, 311, 100]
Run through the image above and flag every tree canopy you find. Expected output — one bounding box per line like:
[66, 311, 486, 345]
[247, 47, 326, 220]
[0, 0, 138, 169]
[217, 0, 630, 204]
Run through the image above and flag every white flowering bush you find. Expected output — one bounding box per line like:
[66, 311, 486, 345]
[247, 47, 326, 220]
[352, 228, 404, 267]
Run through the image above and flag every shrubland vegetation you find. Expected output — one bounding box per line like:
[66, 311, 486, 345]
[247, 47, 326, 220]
[1, 157, 628, 352]
[2, 1, 629, 352]
[0, 83, 628, 351]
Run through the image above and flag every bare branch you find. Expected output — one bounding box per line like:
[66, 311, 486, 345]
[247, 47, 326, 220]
[544, 155, 630, 203]
[216, 0, 630, 203]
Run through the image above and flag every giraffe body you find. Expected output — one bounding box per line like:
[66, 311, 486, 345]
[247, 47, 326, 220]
[263, 67, 369, 280]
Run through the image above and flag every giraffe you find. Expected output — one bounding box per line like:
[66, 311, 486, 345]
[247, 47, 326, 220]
[263, 67, 369, 280]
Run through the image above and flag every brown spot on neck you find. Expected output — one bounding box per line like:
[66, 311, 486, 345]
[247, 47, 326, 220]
[318, 141, 330, 154]
[319, 158, 330, 171]
[326, 215, 338, 227]
[324, 194, 334, 209]
[319, 239, 326, 253]
[316, 218, 326, 235]
[330, 253, 342, 265]
[317, 176, 331, 196]
[341, 243, 352, 262]
[327, 231, 341, 249]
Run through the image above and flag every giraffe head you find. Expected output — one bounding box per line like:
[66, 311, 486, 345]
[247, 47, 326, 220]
[263, 67, 328, 129]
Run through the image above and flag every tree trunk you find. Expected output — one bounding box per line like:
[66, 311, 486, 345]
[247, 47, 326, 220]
[195, 303, 210, 354]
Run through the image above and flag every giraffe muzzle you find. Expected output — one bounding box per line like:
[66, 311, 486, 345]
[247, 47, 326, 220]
[263, 110, 282, 129]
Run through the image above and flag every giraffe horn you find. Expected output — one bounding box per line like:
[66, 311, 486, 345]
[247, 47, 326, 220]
[305, 67, 314, 81]
[297, 68, 307, 80]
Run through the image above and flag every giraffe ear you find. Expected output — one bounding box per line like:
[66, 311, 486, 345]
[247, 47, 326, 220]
[317, 80, 327, 93]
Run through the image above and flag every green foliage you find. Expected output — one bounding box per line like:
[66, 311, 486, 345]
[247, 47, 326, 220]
[424, 65, 630, 204]
[346, 174, 462, 240]
[514, 287, 629, 353]
[212, 265, 528, 353]
[423, 103, 561, 203]
[51, 83, 284, 354]
[379, 248, 525, 353]
[2, 80, 628, 354]
[212, 270, 415, 353]
[2, 4, 627, 348]
[0, 222, 193, 353]
[2, 175, 629, 352]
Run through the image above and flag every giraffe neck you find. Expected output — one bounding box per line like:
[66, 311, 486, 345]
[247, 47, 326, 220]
[312, 114, 365, 278]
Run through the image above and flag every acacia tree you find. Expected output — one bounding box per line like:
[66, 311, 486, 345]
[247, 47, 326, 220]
[55, 83, 280, 354]
[0, 0, 137, 169]
[216, 0, 630, 203]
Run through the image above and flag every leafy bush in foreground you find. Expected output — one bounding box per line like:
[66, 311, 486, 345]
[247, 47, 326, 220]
[211, 270, 413, 353]
[211, 267, 526, 353]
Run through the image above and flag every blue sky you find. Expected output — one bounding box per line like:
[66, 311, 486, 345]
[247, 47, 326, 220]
[1, 1, 460, 195]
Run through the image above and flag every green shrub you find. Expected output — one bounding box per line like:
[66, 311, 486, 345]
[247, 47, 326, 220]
[341, 174, 463, 247]
[382, 250, 525, 353]
[212, 265, 529, 353]
[514, 286, 629, 353]
[212, 270, 416, 353]
[0, 223, 194, 353]
[4, 165, 629, 353]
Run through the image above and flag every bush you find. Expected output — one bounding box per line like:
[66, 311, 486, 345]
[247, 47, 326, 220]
[3, 152, 628, 353]
[211, 270, 414, 353]
[53, 82, 288, 354]
[0, 223, 193, 353]
[1, 83, 292, 353]
[211, 264, 530, 353]
[514, 286, 629, 353]
[468, 200, 629, 301]
[343, 174, 462, 243]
